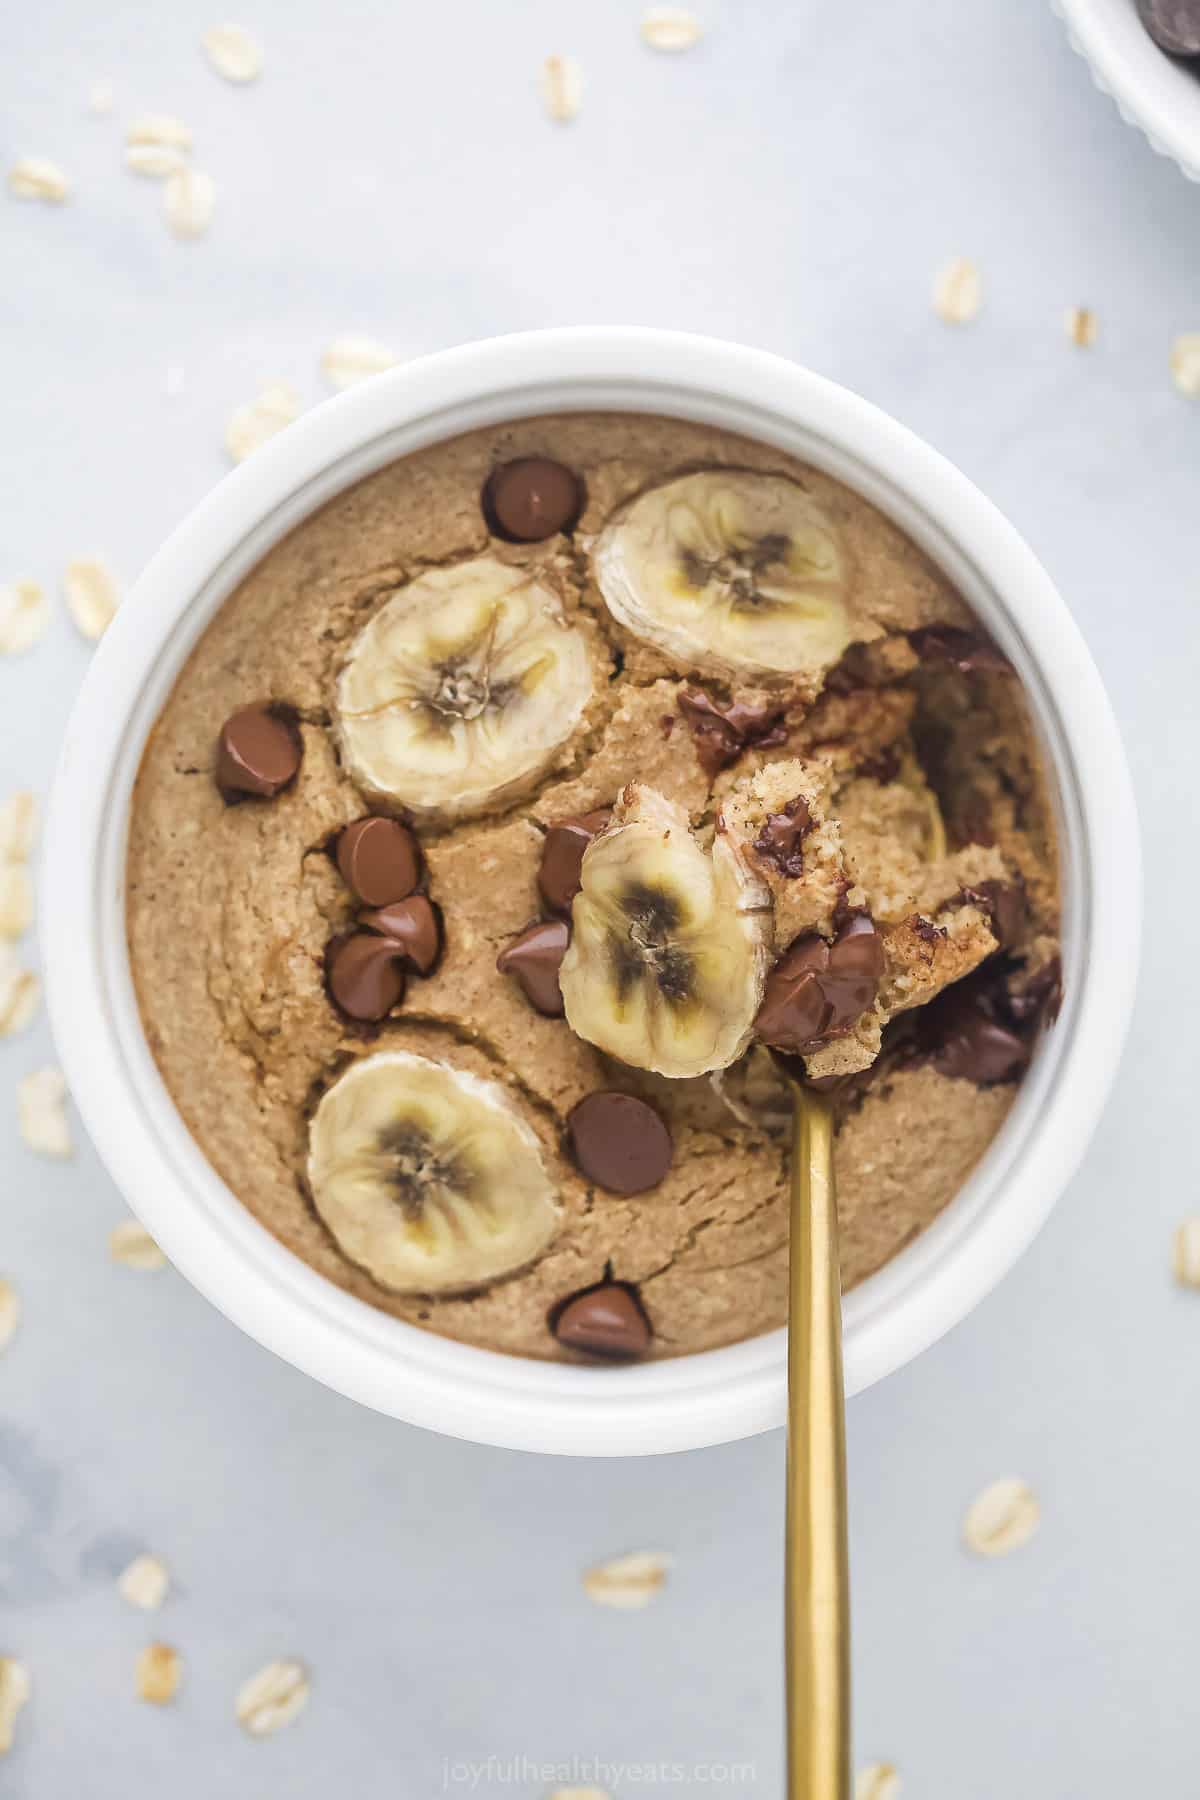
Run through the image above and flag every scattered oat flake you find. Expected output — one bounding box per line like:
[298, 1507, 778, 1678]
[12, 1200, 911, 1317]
[0, 952, 38, 1038]
[110, 1218, 167, 1270]
[641, 7, 703, 50]
[856, 1764, 901, 1800]
[1169, 333, 1200, 399]
[541, 55, 583, 123]
[0, 793, 36, 863]
[8, 157, 69, 202]
[64, 556, 120, 641]
[164, 166, 215, 239]
[136, 1642, 182, 1704]
[126, 143, 187, 179]
[1065, 305, 1097, 348]
[119, 1553, 170, 1611]
[0, 1658, 31, 1755]
[203, 23, 264, 83]
[1172, 1217, 1200, 1288]
[550, 1791, 610, 1800]
[225, 383, 301, 462]
[17, 1068, 71, 1158]
[0, 867, 33, 940]
[320, 336, 398, 391]
[0, 583, 48, 657]
[127, 113, 192, 150]
[962, 1476, 1040, 1557]
[582, 1549, 672, 1609]
[0, 1281, 21, 1353]
[932, 256, 982, 325]
[236, 1658, 310, 1736]
[89, 78, 115, 115]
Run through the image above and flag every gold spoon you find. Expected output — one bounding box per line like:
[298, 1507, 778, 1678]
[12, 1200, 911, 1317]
[784, 761, 945, 1795]
[785, 1085, 851, 1800]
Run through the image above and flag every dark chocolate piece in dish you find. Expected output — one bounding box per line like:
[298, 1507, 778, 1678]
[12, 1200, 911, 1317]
[359, 895, 442, 975]
[915, 963, 1031, 1085]
[676, 688, 789, 778]
[497, 919, 570, 1017]
[538, 809, 612, 915]
[753, 796, 814, 879]
[908, 626, 1010, 676]
[336, 817, 421, 907]
[325, 932, 408, 1022]
[567, 1091, 673, 1194]
[216, 704, 302, 800]
[484, 457, 584, 541]
[552, 1281, 653, 1358]
[958, 880, 1026, 952]
[755, 915, 885, 1055]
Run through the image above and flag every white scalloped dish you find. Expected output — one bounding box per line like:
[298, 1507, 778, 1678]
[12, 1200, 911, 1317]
[1055, 0, 1200, 180]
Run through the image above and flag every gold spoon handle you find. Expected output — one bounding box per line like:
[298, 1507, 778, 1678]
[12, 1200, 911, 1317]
[786, 1090, 852, 1800]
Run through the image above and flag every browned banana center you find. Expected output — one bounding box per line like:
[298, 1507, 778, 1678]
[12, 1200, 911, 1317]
[681, 532, 790, 608]
[611, 883, 693, 1004]
[375, 1123, 470, 1220]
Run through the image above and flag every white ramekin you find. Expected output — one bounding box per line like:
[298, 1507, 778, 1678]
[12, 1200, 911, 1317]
[1054, 0, 1200, 181]
[43, 328, 1139, 1457]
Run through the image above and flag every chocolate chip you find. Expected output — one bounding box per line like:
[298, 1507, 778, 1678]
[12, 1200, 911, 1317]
[908, 625, 1010, 675]
[911, 915, 947, 943]
[924, 987, 1029, 1084]
[552, 1281, 652, 1359]
[676, 689, 789, 778]
[537, 809, 611, 914]
[336, 817, 421, 907]
[855, 747, 902, 784]
[754, 913, 885, 1055]
[483, 457, 584, 541]
[1137, 0, 1200, 53]
[216, 704, 302, 800]
[325, 932, 407, 1022]
[359, 894, 441, 974]
[955, 787, 996, 849]
[911, 716, 951, 788]
[754, 938, 829, 1049]
[821, 646, 872, 694]
[496, 919, 569, 1016]
[567, 1091, 673, 1194]
[752, 796, 813, 878]
[960, 880, 1026, 951]
[1006, 954, 1063, 1028]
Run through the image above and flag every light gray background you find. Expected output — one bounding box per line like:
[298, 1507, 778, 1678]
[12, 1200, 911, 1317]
[2, 0, 1196, 1793]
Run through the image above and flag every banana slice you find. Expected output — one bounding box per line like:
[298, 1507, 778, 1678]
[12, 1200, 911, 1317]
[593, 470, 852, 680]
[334, 557, 594, 822]
[307, 1050, 560, 1293]
[559, 783, 773, 1079]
